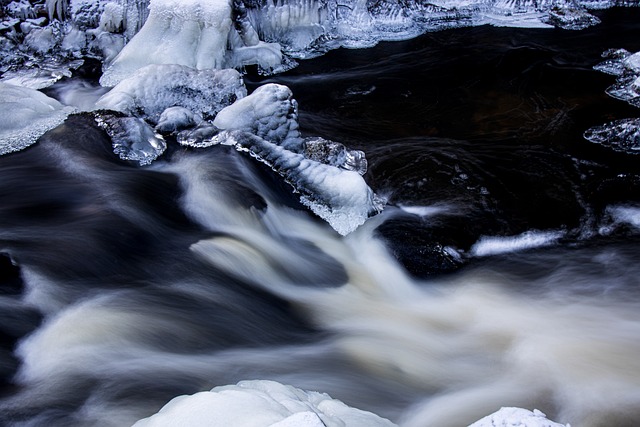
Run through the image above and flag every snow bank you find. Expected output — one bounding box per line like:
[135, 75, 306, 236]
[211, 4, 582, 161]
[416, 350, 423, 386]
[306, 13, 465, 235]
[131, 380, 397, 427]
[96, 64, 246, 123]
[469, 407, 568, 427]
[0, 82, 75, 155]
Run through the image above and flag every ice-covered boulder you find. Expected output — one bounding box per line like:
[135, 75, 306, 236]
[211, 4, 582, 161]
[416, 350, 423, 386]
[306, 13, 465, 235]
[99, 0, 283, 86]
[213, 83, 301, 152]
[468, 407, 568, 427]
[95, 64, 246, 123]
[0, 82, 75, 156]
[131, 380, 398, 427]
[218, 130, 383, 235]
[92, 111, 166, 166]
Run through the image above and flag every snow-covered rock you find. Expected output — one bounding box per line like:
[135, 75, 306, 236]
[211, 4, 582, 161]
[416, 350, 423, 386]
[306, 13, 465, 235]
[469, 407, 568, 427]
[0, 82, 75, 155]
[131, 380, 398, 427]
[96, 64, 246, 123]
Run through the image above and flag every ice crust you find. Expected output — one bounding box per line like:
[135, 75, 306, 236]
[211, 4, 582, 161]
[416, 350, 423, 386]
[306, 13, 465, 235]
[584, 118, 640, 154]
[95, 64, 246, 122]
[0, 82, 75, 155]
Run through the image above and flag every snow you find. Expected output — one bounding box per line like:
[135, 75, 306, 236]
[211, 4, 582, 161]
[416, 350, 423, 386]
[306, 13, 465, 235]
[468, 407, 568, 427]
[131, 380, 397, 427]
[0, 82, 75, 156]
[96, 64, 246, 123]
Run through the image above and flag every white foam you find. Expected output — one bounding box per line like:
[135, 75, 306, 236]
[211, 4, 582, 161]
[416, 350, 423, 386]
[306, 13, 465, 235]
[607, 205, 640, 230]
[469, 230, 564, 257]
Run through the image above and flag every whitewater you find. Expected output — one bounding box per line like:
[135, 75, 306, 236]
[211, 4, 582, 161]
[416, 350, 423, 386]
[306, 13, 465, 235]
[1, 1, 640, 426]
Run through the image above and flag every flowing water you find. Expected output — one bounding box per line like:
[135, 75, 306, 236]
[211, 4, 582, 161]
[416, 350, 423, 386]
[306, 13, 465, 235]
[1, 7, 640, 427]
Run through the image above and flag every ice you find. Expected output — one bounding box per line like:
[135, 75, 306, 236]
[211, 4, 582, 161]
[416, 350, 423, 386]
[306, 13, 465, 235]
[217, 129, 383, 235]
[208, 82, 380, 233]
[155, 106, 203, 133]
[583, 118, 640, 154]
[131, 379, 398, 427]
[92, 111, 166, 165]
[213, 83, 301, 151]
[96, 64, 246, 123]
[176, 121, 222, 148]
[469, 407, 568, 427]
[0, 82, 75, 156]
[469, 230, 564, 257]
[46, 0, 70, 21]
[303, 137, 368, 175]
[99, 0, 283, 86]
[593, 50, 640, 107]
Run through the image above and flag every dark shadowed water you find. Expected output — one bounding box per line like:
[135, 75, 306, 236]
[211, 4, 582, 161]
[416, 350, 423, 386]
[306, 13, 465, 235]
[1, 7, 640, 427]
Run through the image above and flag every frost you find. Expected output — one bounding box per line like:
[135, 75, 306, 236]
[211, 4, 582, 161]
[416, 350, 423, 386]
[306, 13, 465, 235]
[131, 380, 398, 427]
[96, 64, 246, 123]
[0, 82, 75, 156]
[584, 118, 640, 154]
[93, 111, 166, 165]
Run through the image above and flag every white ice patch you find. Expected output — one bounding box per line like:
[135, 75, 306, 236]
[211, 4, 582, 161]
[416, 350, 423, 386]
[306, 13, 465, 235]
[96, 64, 246, 123]
[469, 407, 568, 427]
[131, 380, 398, 427]
[469, 230, 563, 257]
[0, 82, 75, 155]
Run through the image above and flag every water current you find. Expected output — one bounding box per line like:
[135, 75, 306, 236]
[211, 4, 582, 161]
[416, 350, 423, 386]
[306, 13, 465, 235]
[1, 7, 640, 427]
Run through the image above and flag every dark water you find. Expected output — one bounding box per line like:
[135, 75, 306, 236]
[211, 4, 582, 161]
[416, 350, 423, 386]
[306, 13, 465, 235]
[1, 8, 640, 427]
